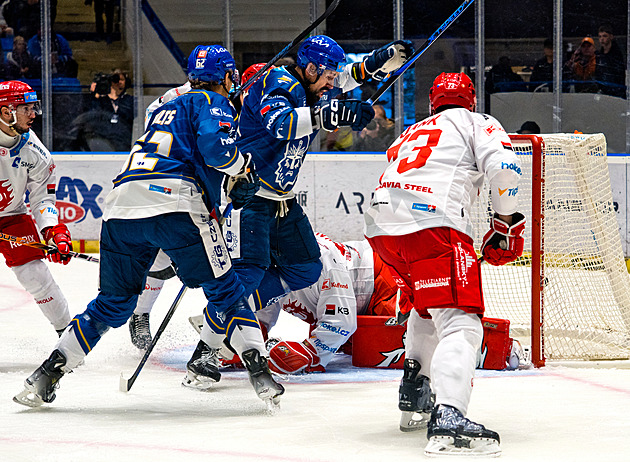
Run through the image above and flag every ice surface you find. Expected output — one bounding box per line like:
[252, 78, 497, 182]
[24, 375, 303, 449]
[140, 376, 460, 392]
[1, 259, 630, 461]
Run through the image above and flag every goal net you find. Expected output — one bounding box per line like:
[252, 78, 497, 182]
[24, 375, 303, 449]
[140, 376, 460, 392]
[471, 133, 630, 365]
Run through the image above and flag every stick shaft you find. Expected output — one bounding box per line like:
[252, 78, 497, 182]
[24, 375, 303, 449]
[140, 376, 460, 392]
[0, 231, 99, 263]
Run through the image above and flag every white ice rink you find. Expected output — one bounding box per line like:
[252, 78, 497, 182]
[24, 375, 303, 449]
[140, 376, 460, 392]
[2, 258, 630, 461]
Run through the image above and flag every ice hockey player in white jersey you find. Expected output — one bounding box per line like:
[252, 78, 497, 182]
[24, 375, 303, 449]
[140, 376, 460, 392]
[364, 72, 525, 456]
[259, 233, 405, 374]
[0, 80, 72, 336]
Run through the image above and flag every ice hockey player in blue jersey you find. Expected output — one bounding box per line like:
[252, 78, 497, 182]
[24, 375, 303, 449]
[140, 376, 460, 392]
[14, 45, 285, 409]
[215, 35, 413, 323]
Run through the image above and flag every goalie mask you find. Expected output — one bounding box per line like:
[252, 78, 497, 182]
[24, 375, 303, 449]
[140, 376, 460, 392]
[297, 35, 345, 75]
[429, 72, 476, 115]
[0, 80, 42, 134]
[187, 45, 240, 90]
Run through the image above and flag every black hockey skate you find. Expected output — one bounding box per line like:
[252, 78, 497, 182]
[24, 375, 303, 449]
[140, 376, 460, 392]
[398, 358, 435, 432]
[129, 313, 152, 350]
[425, 404, 501, 457]
[241, 349, 284, 409]
[182, 341, 222, 390]
[13, 350, 67, 408]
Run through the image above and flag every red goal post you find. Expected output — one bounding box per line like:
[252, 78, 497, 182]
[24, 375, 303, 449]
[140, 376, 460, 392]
[471, 133, 630, 367]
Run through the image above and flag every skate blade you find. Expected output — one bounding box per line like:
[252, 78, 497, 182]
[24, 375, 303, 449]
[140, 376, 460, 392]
[425, 435, 501, 457]
[181, 371, 217, 390]
[188, 315, 203, 334]
[264, 396, 281, 413]
[399, 410, 430, 432]
[13, 388, 45, 408]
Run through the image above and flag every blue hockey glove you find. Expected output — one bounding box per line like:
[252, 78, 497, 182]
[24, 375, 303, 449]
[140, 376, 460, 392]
[312, 99, 375, 132]
[364, 40, 414, 81]
[223, 153, 260, 209]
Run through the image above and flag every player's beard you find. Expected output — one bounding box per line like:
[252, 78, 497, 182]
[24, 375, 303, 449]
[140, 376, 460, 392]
[12, 124, 28, 135]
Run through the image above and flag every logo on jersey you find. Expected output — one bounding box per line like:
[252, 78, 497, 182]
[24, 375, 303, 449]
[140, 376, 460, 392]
[218, 121, 232, 130]
[149, 184, 172, 195]
[320, 322, 350, 337]
[47, 184, 56, 194]
[274, 140, 307, 189]
[415, 277, 450, 290]
[283, 299, 317, 325]
[412, 203, 436, 213]
[313, 338, 337, 353]
[501, 162, 522, 175]
[0, 179, 15, 211]
[501, 141, 513, 151]
[0, 147, 8, 156]
[321, 279, 349, 290]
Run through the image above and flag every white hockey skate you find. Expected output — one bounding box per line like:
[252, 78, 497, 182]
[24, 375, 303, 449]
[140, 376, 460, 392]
[425, 405, 501, 457]
[398, 358, 434, 432]
[13, 350, 67, 408]
[182, 341, 222, 390]
[240, 349, 284, 410]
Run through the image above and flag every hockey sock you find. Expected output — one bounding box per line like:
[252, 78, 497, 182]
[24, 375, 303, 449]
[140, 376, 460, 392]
[12, 260, 71, 331]
[134, 276, 165, 315]
[405, 309, 439, 379]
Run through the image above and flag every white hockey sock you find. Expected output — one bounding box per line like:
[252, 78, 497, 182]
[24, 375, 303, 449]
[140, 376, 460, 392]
[227, 324, 266, 358]
[200, 314, 228, 349]
[12, 260, 71, 331]
[406, 309, 439, 379]
[134, 276, 165, 315]
[428, 309, 483, 415]
[56, 325, 88, 371]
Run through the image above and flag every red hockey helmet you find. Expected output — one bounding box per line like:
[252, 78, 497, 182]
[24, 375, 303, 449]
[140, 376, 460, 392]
[429, 72, 476, 115]
[0, 80, 41, 111]
[242, 62, 272, 87]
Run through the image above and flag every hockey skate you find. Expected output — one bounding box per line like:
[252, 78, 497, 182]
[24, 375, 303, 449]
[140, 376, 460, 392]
[241, 349, 284, 410]
[182, 341, 222, 390]
[425, 404, 501, 457]
[398, 358, 435, 432]
[129, 313, 152, 350]
[13, 350, 67, 408]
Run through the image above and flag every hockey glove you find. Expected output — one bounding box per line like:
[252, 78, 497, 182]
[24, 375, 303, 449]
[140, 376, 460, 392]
[312, 99, 375, 132]
[363, 40, 414, 81]
[42, 224, 73, 265]
[268, 339, 323, 374]
[481, 212, 526, 266]
[223, 152, 260, 209]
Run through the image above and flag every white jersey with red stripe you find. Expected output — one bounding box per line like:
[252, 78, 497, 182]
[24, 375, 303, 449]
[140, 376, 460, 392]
[364, 108, 521, 239]
[0, 130, 59, 232]
[257, 233, 375, 367]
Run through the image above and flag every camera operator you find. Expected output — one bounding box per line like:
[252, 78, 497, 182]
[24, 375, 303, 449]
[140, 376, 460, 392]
[87, 69, 133, 151]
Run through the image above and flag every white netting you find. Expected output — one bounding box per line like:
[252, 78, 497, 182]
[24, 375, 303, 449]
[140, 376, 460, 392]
[471, 133, 630, 361]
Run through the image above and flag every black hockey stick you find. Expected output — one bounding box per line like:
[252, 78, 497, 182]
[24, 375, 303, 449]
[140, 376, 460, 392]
[231, 0, 342, 100]
[0, 231, 100, 263]
[119, 284, 188, 392]
[368, 0, 475, 104]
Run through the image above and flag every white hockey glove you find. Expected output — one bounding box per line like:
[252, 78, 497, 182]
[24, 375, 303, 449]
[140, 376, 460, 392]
[481, 212, 526, 266]
[312, 99, 375, 132]
[363, 40, 414, 81]
[222, 152, 260, 209]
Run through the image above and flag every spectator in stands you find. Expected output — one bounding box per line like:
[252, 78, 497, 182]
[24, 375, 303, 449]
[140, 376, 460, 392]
[353, 103, 396, 152]
[595, 23, 626, 98]
[516, 120, 540, 135]
[0, 2, 14, 38]
[2, 0, 56, 40]
[85, 0, 117, 44]
[87, 69, 134, 151]
[485, 56, 524, 93]
[4, 35, 37, 79]
[564, 36, 598, 93]
[530, 38, 553, 90]
[27, 29, 78, 78]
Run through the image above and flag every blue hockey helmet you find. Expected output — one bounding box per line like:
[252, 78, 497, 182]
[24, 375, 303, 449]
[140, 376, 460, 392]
[297, 35, 345, 75]
[187, 45, 239, 85]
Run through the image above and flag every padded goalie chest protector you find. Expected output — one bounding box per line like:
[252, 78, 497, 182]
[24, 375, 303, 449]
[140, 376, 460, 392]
[479, 317, 513, 370]
[351, 315, 406, 369]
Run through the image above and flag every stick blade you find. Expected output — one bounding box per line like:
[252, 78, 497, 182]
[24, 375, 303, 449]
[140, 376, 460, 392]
[119, 372, 131, 393]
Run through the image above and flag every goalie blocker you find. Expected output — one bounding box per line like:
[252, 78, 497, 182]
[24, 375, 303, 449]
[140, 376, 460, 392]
[352, 316, 526, 371]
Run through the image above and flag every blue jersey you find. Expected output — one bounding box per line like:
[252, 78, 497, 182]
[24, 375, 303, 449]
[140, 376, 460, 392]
[237, 67, 317, 197]
[104, 89, 243, 221]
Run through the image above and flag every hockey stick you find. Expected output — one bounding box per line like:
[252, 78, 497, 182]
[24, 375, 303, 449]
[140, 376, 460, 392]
[231, 0, 342, 100]
[0, 231, 100, 263]
[368, 0, 475, 104]
[120, 284, 188, 392]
